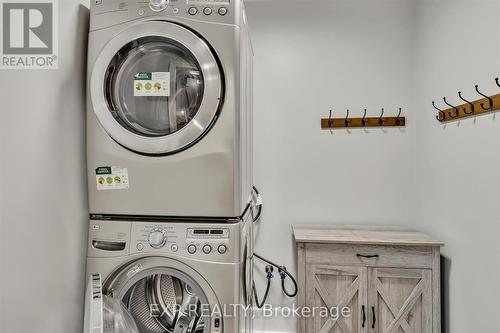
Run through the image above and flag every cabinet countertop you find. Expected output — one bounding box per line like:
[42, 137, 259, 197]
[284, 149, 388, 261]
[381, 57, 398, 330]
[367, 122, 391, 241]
[293, 225, 444, 246]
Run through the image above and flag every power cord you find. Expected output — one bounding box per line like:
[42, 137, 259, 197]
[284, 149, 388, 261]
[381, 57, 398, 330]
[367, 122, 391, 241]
[252, 253, 298, 308]
[252, 186, 262, 223]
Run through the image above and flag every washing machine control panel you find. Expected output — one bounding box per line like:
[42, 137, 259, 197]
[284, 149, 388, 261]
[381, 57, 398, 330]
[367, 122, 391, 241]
[129, 223, 235, 262]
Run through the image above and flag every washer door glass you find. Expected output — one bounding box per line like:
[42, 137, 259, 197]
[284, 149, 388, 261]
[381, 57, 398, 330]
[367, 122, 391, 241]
[106, 36, 204, 137]
[120, 272, 209, 333]
[103, 257, 223, 333]
[84, 274, 139, 333]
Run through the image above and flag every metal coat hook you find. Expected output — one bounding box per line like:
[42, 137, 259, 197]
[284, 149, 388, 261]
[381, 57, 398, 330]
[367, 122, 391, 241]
[443, 97, 459, 118]
[379, 108, 384, 126]
[475, 85, 493, 111]
[496, 78, 500, 88]
[395, 108, 402, 125]
[328, 110, 332, 127]
[458, 91, 474, 115]
[433, 101, 445, 121]
[345, 109, 350, 126]
[362, 109, 367, 126]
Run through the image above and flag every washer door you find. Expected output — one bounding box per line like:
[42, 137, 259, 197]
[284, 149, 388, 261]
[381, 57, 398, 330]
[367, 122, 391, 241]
[83, 274, 139, 333]
[102, 257, 222, 333]
[90, 21, 223, 155]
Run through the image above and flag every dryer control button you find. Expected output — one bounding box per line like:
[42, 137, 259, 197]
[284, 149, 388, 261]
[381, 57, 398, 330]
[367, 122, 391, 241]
[218, 7, 228, 16]
[187, 244, 197, 254]
[188, 7, 198, 15]
[217, 244, 228, 254]
[202, 244, 212, 254]
[150, 0, 168, 12]
[203, 7, 212, 15]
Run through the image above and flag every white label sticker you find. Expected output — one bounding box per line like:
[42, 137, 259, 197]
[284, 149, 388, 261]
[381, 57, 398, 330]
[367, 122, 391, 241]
[133, 72, 170, 97]
[95, 166, 130, 191]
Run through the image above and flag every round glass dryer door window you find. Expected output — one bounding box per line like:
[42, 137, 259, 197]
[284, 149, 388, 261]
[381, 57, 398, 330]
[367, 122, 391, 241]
[90, 22, 223, 155]
[107, 37, 204, 137]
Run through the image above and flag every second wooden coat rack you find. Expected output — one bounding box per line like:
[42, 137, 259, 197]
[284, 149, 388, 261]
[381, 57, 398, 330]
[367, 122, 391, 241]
[433, 78, 500, 122]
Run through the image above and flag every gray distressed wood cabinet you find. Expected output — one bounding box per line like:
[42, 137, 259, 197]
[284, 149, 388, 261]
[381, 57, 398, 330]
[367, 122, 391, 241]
[293, 226, 443, 333]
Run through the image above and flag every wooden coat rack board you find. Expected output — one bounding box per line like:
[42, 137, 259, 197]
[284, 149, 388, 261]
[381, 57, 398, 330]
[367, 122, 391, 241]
[321, 108, 406, 129]
[434, 79, 500, 122]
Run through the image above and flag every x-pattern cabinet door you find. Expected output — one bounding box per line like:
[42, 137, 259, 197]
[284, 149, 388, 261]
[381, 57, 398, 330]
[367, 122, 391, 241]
[368, 268, 432, 333]
[306, 265, 368, 333]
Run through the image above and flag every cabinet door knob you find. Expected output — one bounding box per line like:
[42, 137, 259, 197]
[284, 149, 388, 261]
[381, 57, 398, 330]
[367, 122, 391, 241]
[361, 305, 366, 328]
[372, 306, 376, 328]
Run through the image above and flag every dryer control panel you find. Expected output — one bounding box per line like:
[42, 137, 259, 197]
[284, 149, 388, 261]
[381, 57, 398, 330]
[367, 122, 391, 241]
[90, 0, 240, 32]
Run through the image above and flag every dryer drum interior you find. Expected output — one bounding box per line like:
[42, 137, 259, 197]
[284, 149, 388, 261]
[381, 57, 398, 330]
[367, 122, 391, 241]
[119, 273, 209, 333]
[104, 36, 205, 138]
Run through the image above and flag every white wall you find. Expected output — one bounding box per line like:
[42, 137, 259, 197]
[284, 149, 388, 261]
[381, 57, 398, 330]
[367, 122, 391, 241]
[245, 0, 418, 331]
[0, 1, 89, 333]
[414, 0, 500, 332]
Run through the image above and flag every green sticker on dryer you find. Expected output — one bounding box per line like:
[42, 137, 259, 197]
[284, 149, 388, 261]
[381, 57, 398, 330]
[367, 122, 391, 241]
[134, 72, 170, 97]
[96, 166, 129, 190]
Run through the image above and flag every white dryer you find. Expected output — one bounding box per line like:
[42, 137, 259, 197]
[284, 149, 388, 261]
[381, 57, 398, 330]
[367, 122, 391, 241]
[87, 0, 254, 218]
[83, 215, 253, 333]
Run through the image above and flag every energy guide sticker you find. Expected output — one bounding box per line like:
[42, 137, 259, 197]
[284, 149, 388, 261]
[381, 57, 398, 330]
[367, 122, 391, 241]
[96, 166, 129, 190]
[134, 72, 170, 97]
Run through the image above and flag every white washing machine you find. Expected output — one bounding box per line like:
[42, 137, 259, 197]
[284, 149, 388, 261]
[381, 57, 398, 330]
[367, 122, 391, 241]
[87, 0, 254, 219]
[83, 215, 253, 333]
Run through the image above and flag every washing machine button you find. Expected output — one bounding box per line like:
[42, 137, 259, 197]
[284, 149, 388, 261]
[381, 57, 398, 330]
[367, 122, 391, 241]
[202, 244, 212, 254]
[171, 244, 178, 252]
[137, 243, 144, 251]
[187, 244, 197, 254]
[217, 244, 228, 254]
[203, 7, 212, 15]
[218, 7, 228, 16]
[188, 6, 198, 15]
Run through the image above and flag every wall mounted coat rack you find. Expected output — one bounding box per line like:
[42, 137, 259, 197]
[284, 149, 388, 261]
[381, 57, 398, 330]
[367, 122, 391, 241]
[321, 108, 406, 129]
[433, 78, 500, 122]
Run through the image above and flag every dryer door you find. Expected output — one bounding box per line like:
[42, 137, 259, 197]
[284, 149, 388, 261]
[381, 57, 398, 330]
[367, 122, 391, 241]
[83, 273, 139, 333]
[90, 21, 223, 155]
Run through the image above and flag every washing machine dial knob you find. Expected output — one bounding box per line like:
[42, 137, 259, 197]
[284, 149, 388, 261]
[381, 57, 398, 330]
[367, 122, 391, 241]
[150, 0, 168, 12]
[148, 228, 167, 249]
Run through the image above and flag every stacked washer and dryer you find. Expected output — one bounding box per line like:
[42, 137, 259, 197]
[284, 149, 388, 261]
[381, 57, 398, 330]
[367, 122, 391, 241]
[83, 1, 255, 332]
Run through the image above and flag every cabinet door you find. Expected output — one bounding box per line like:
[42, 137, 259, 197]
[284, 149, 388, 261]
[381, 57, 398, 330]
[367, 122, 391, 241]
[306, 265, 368, 333]
[368, 268, 432, 333]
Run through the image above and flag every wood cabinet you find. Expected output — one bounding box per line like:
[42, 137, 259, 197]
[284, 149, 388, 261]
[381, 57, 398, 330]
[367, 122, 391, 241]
[293, 226, 443, 333]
